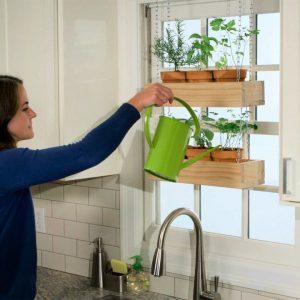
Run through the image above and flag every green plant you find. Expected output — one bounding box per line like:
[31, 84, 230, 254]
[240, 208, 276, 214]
[203, 109, 258, 150]
[186, 117, 214, 148]
[152, 20, 188, 71]
[186, 34, 218, 69]
[210, 18, 259, 70]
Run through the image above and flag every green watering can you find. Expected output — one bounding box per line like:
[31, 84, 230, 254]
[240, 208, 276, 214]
[144, 97, 217, 182]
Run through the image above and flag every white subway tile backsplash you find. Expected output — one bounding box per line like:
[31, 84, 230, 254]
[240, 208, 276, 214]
[66, 256, 90, 277]
[64, 185, 88, 204]
[77, 240, 94, 260]
[115, 191, 120, 209]
[65, 220, 89, 241]
[40, 183, 64, 201]
[52, 201, 76, 221]
[90, 224, 118, 246]
[37, 250, 42, 267]
[37, 233, 52, 251]
[45, 217, 64, 236]
[33, 198, 52, 217]
[218, 287, 242, 300]
[259, 292, 296, 300]
[242, 292, 275, 300]
[150, 275, 175, 296]
[222, 283, 258, 294]
[89, 188, 116, 208]
[53, 236, 76, 256]
[116, 229, 120, 247]
[36, 177, 121, 282]
[174, 278, 192, 299]
[103, 208, 120, 228]
[76, 204, 102, 225]
[76, 177, 102, 188]
[102, 175, 120, 190]
[42, 251, 65, 272]
[103, 245, 120, 260]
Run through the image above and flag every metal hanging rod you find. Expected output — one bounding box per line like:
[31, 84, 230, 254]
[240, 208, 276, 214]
[143, 0, 237, 8]
[142, 0, 278, 14]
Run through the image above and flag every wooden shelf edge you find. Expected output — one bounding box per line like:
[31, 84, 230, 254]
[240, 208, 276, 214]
[146, 159, 265, 189]
[145, 81, 265, 108]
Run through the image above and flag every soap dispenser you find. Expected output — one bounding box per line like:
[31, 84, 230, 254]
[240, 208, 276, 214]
[90, 237, 107, 288]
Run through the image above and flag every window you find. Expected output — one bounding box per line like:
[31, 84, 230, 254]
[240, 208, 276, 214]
[154, 10, 294, 246]
[122, 0, 300, 296]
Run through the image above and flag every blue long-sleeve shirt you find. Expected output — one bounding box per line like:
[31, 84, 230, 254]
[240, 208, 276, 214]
[0, 103, 140, 299]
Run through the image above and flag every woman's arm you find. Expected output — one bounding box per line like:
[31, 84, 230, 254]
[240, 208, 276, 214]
[0, 103, 139, 194]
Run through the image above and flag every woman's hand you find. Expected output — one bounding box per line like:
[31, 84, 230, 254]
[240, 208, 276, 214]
[128, 83, 174, 112]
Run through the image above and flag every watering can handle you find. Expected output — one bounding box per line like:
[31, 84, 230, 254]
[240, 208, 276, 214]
[144, 96, 200, 147]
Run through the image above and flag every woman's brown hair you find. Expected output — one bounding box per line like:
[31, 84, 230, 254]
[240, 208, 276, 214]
[0, 75, 23, 151]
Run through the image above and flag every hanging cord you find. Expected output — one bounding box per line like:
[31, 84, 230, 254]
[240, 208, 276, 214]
[236, 0, 243, 83]
[236, 0, 243, 162]
[166, 0, 172, 71]
[167, 0, 171, 26]
[237, 0, 255, 162]
[249, 0, 255, 81]
[167, 0, 172, 117]
[155, 0, 160, 81]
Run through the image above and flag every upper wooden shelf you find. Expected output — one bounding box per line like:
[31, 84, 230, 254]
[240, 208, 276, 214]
[147, 81, 265, 107]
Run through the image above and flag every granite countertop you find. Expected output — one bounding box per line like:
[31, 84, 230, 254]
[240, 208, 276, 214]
[36, 267, 179, 300]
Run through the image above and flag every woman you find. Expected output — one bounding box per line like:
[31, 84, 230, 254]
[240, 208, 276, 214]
[0, 75, 173, 299]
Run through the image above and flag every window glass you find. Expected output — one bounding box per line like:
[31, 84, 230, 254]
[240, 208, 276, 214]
[160, 182, 195, 229]
[249, 191, 295, 245]
[256, 71, 279, 122]
[250, 135, 279, 186]
[257, 13, 280, 65]
[201, 186, 242, 237]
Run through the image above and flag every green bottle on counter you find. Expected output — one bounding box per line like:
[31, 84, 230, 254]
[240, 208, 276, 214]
[126, 255, 150, 294]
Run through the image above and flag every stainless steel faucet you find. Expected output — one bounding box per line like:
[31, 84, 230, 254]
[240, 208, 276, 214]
[151, 208, 221, 300]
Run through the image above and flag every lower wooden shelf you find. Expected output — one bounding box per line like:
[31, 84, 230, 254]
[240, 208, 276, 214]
[148, 159, 265, 189]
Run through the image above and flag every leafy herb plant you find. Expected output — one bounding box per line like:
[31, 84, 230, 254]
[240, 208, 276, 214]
[203, 109, 258, 150]
[186, 117, 214, 148]
[186, 34, 218, 69]
[210, 18, 259, 70]
[152, 20, 188, 71]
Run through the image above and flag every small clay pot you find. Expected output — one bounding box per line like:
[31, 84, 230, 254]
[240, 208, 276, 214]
[211, 148, 245, 162]
[186, 70, 213, 83]
[160, 71, 186, 83]
[185, 146, 212, 161]
[213, 69, 247, 82]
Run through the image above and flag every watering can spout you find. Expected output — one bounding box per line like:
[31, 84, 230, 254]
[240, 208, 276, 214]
[180, 146, 220, 170]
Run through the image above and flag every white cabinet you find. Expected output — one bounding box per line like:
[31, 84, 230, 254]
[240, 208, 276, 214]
[280, 0, 300, 204]
[0, 0, 122, 180]
[0, 0, 59, 150]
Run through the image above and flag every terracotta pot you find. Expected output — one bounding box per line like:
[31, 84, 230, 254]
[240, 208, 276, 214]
[185, 146, 212, 161]
[213, 69, 247, 82]
[160, 71, 186, 83]
[211, 148, 245, 162]
[186, 70, 213, 83]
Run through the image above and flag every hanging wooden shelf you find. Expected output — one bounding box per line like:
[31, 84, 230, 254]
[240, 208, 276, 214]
[148, 159, 265, 189]
[146, 81, 264, 107]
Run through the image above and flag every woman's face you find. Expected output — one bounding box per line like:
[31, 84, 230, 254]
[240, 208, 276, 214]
[7, 84, 37, 142]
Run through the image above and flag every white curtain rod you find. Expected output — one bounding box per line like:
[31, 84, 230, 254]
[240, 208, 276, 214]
[141, 0, 238, 7]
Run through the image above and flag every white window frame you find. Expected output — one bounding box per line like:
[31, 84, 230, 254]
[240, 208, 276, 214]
[120, 0, 300, 298]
